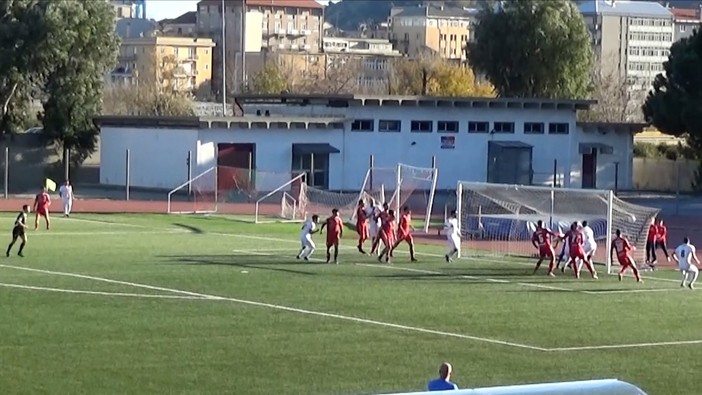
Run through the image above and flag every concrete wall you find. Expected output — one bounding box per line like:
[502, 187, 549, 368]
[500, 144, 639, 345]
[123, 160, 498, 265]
[99, 126, 198, 189]
[0, 134, 100, 194]
[633, 157, 698, 192]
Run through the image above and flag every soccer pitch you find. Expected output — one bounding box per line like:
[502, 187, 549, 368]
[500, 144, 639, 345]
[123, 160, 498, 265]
[0, 214, 699, 395]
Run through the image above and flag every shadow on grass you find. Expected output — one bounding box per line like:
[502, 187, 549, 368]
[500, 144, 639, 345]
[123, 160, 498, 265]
[158, 254, 318, 276]
[172, 223, 205, 234]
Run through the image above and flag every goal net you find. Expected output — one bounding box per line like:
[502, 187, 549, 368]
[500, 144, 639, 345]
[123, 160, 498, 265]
[348, 163, 439, 232]
[292, 163, 439, 231]
[456, 181, 660, 274]
[167, 166, 218, 214]
[216, 166, 304, 222]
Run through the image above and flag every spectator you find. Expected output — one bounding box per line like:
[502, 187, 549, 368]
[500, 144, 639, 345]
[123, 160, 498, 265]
[427, 362, 458, 391]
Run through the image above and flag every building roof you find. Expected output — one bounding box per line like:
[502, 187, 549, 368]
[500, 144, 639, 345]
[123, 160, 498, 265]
[94, 115, 346, 130]
[234, 94, 595, 111]
[579, 0, 673, 18]
[197, 0, 323, 9]
[170, 11, 197, 24]
[670, 7, 702, 22]
[392, 5, 475, 19]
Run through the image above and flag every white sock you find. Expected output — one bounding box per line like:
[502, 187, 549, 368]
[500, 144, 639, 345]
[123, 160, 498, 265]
[303, 248, 315, 258]
[689, 271, 699, 286]
[681, 271, 688, 285]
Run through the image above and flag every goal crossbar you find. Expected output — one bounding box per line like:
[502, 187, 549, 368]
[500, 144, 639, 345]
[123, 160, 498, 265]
[254, 173, 305, 223]
[167, 166, 218, 214]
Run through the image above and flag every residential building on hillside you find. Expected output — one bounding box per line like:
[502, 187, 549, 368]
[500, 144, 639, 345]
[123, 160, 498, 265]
[159, 11, 197, 37]
[670, 6, 702, 41]
[196, 0, 324, 94]
[579, 0, 673, 89]
[112, 35, 215, 96]
[388, 4, 475, 63]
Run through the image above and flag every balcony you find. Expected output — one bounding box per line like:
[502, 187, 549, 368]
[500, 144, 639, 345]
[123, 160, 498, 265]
[302, 44, 311, 51]
[287, 28, 299, 36]
[274, 27, 285, 36]
[118, 54, 137, 62]
[300, 29, 312, 36]
[278, 43, 286, 49]
[290, 44, 299, 50]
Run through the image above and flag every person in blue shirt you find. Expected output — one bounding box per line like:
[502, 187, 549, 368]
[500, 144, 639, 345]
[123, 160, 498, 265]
[427, 362, 458, 391]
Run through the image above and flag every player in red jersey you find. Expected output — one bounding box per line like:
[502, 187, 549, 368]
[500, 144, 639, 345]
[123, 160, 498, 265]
[33, 187, 51, 230]
[611, 229, 642, 283]
[390, 206, 418, 262]
[654, 219, 671, 263]
[355, 199, 369, 254]
[370, 202, 389, 255]
[562, 222, 597, 279]
[378, 209, 396, 263]
[320, 208, 344, 264]
[531, 220, 558, 276]
[645, 218, 658, 267]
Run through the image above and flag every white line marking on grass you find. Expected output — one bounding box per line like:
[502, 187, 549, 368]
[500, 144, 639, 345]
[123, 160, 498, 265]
[0, 264, 546, 352]
[57, 217, 149, 228]
[28, 230, 186, 237]
[0, 264, 212, 299]
[582, 288, 681, 294]
[0, 282, 208, 300]
[550, 339, 702, 352]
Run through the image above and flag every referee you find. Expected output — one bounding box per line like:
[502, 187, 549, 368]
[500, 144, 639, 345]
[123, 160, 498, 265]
[6, 205, 30, 257]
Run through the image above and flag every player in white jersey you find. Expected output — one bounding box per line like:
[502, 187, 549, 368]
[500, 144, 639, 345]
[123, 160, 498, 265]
[443, 210, 461, 262]
[296, 215, 319, 261]
[578, 220, 597, 272]
[365, 198, 381, 241]
[58, 180, 74, 217]
[673, 237, 700, 289]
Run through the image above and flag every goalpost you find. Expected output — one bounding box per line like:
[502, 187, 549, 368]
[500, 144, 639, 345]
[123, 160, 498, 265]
[455, 181, 660, 274]
[349, 163, 439, 232]
[167, 166, 218, 214]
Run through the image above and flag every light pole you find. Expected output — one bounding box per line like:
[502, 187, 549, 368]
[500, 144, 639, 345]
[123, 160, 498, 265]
[221, 0, 227, 116]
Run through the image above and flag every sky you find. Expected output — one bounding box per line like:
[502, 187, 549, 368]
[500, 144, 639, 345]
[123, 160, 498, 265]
[145, 0, 333, 21]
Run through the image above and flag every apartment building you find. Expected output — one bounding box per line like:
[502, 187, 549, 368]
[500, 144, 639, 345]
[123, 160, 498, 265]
[196, 0, 324, 94]
[579, 0, 673, 89]
[670, 7, 702, 42]
[159, 11, 197, 37]
[322, 37, 402, 93]
[110, 0, 135, 20]
[388, 4, 475, 63]
[112, 35, 215, 95]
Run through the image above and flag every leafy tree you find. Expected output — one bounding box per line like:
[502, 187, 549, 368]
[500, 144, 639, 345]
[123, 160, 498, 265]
[390, 55, 495, 97]
[248, 62, 289, 94]
[642, 29, 702, 151]
[0, 0, 59, 137]
[468, 0, 594, 98]
[39, 0, 118, 165]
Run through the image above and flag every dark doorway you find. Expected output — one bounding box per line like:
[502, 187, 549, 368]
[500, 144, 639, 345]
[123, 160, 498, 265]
[581, 151, 597, 189]
[486, 141, 533, 185]
[217, 143, 256, 193]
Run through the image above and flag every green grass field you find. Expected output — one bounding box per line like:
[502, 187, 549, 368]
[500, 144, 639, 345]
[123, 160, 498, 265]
[0, 213, 699, 395]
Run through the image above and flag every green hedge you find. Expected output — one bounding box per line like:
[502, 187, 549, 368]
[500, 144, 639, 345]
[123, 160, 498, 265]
[633, 142, 698, 160]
